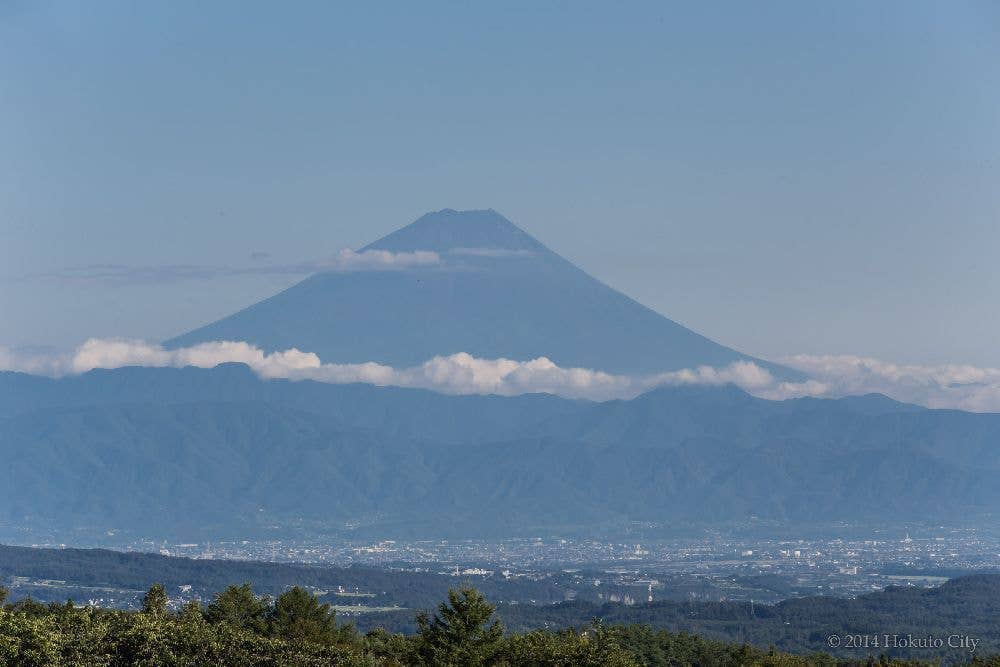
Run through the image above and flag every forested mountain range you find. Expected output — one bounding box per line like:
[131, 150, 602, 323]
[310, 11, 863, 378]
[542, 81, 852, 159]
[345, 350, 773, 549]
[2, 364, 999, 538]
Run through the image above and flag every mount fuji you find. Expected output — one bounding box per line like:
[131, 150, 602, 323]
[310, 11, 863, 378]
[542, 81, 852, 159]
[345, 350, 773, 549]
[166, 208, 790, 377]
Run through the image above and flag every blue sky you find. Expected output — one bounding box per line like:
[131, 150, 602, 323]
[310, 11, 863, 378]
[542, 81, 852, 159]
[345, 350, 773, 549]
[2, 1, 998, 365]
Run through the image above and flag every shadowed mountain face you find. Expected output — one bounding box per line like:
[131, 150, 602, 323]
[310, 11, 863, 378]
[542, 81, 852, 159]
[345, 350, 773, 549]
[166, 209, 787, 376]
[2, 366, 999, 539]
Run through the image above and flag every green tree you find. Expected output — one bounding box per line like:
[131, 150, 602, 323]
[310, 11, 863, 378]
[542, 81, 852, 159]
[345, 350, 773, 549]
[269, 586, 342, 646]
[364, 626, 416, 666]
[504, 626, 637, 667]
[205, 582, 269, 633]
[141, 583, 168, 616]
[7, 597, 48, 618]
[0, 586, 7, 606]
[415, 586, 504, 666]
[179, 599, 204, 622]
[0, 611, 60, 666]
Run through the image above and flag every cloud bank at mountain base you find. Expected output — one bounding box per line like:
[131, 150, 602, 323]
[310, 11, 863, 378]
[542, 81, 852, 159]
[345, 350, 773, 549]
[2, 338, 1000, 411]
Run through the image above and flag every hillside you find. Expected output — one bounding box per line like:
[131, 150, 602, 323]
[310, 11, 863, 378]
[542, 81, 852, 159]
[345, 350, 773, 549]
[489, 575, 1000, 664]
[2, 366, 999, 538]
[0, 544, 565, 610]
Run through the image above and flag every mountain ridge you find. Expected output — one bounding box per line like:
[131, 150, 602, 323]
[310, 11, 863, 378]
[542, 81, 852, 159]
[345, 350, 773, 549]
[2, 364, 997, 539]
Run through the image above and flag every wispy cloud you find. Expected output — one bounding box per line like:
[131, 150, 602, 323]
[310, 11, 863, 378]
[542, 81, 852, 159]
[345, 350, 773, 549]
[778, 354, 1000, 413]
[0, 346, 67, 377]
[0, 339, 801, 401]
[11, 249, 440, 286]
[445, 247, 536, 258]
[2, 339, 999, 410]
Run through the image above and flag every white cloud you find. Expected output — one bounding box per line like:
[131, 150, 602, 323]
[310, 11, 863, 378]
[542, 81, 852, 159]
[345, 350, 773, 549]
[3, 339, 1000, 411]
[446, 248, 536, 258]
[313, 249, 440, 271]
[67, 339, 323, 378]
[14, 249, 440, 285]
[778, 354, 1000, 412]
[0, 346, 68, 377]
[1, 339, 781, 401]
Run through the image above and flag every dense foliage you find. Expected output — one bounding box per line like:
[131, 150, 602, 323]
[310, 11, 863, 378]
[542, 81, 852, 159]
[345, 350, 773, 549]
[486, 575, 1000, 663]
[345, 576, 1000, 663]
[0, 583, 995, 667]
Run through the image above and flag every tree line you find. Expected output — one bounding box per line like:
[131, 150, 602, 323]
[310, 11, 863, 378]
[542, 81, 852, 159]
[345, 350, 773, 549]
[3, 582, 998, 666]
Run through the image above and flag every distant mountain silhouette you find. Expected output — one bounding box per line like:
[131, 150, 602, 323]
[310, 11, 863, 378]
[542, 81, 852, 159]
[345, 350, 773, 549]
[3, 365, 997, 539]
[166, 209, 793, 376]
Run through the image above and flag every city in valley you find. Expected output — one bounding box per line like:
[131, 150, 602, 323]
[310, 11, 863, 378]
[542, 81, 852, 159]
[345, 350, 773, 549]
[7, 525, 998, 611]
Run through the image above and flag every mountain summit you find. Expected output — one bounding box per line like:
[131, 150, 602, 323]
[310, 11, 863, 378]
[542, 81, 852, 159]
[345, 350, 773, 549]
[166, 209, 787, 376]
[363, 208, 545, 254]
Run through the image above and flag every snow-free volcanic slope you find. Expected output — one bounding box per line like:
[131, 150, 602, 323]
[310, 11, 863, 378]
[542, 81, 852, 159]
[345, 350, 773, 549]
[166, 209, 785, 376]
